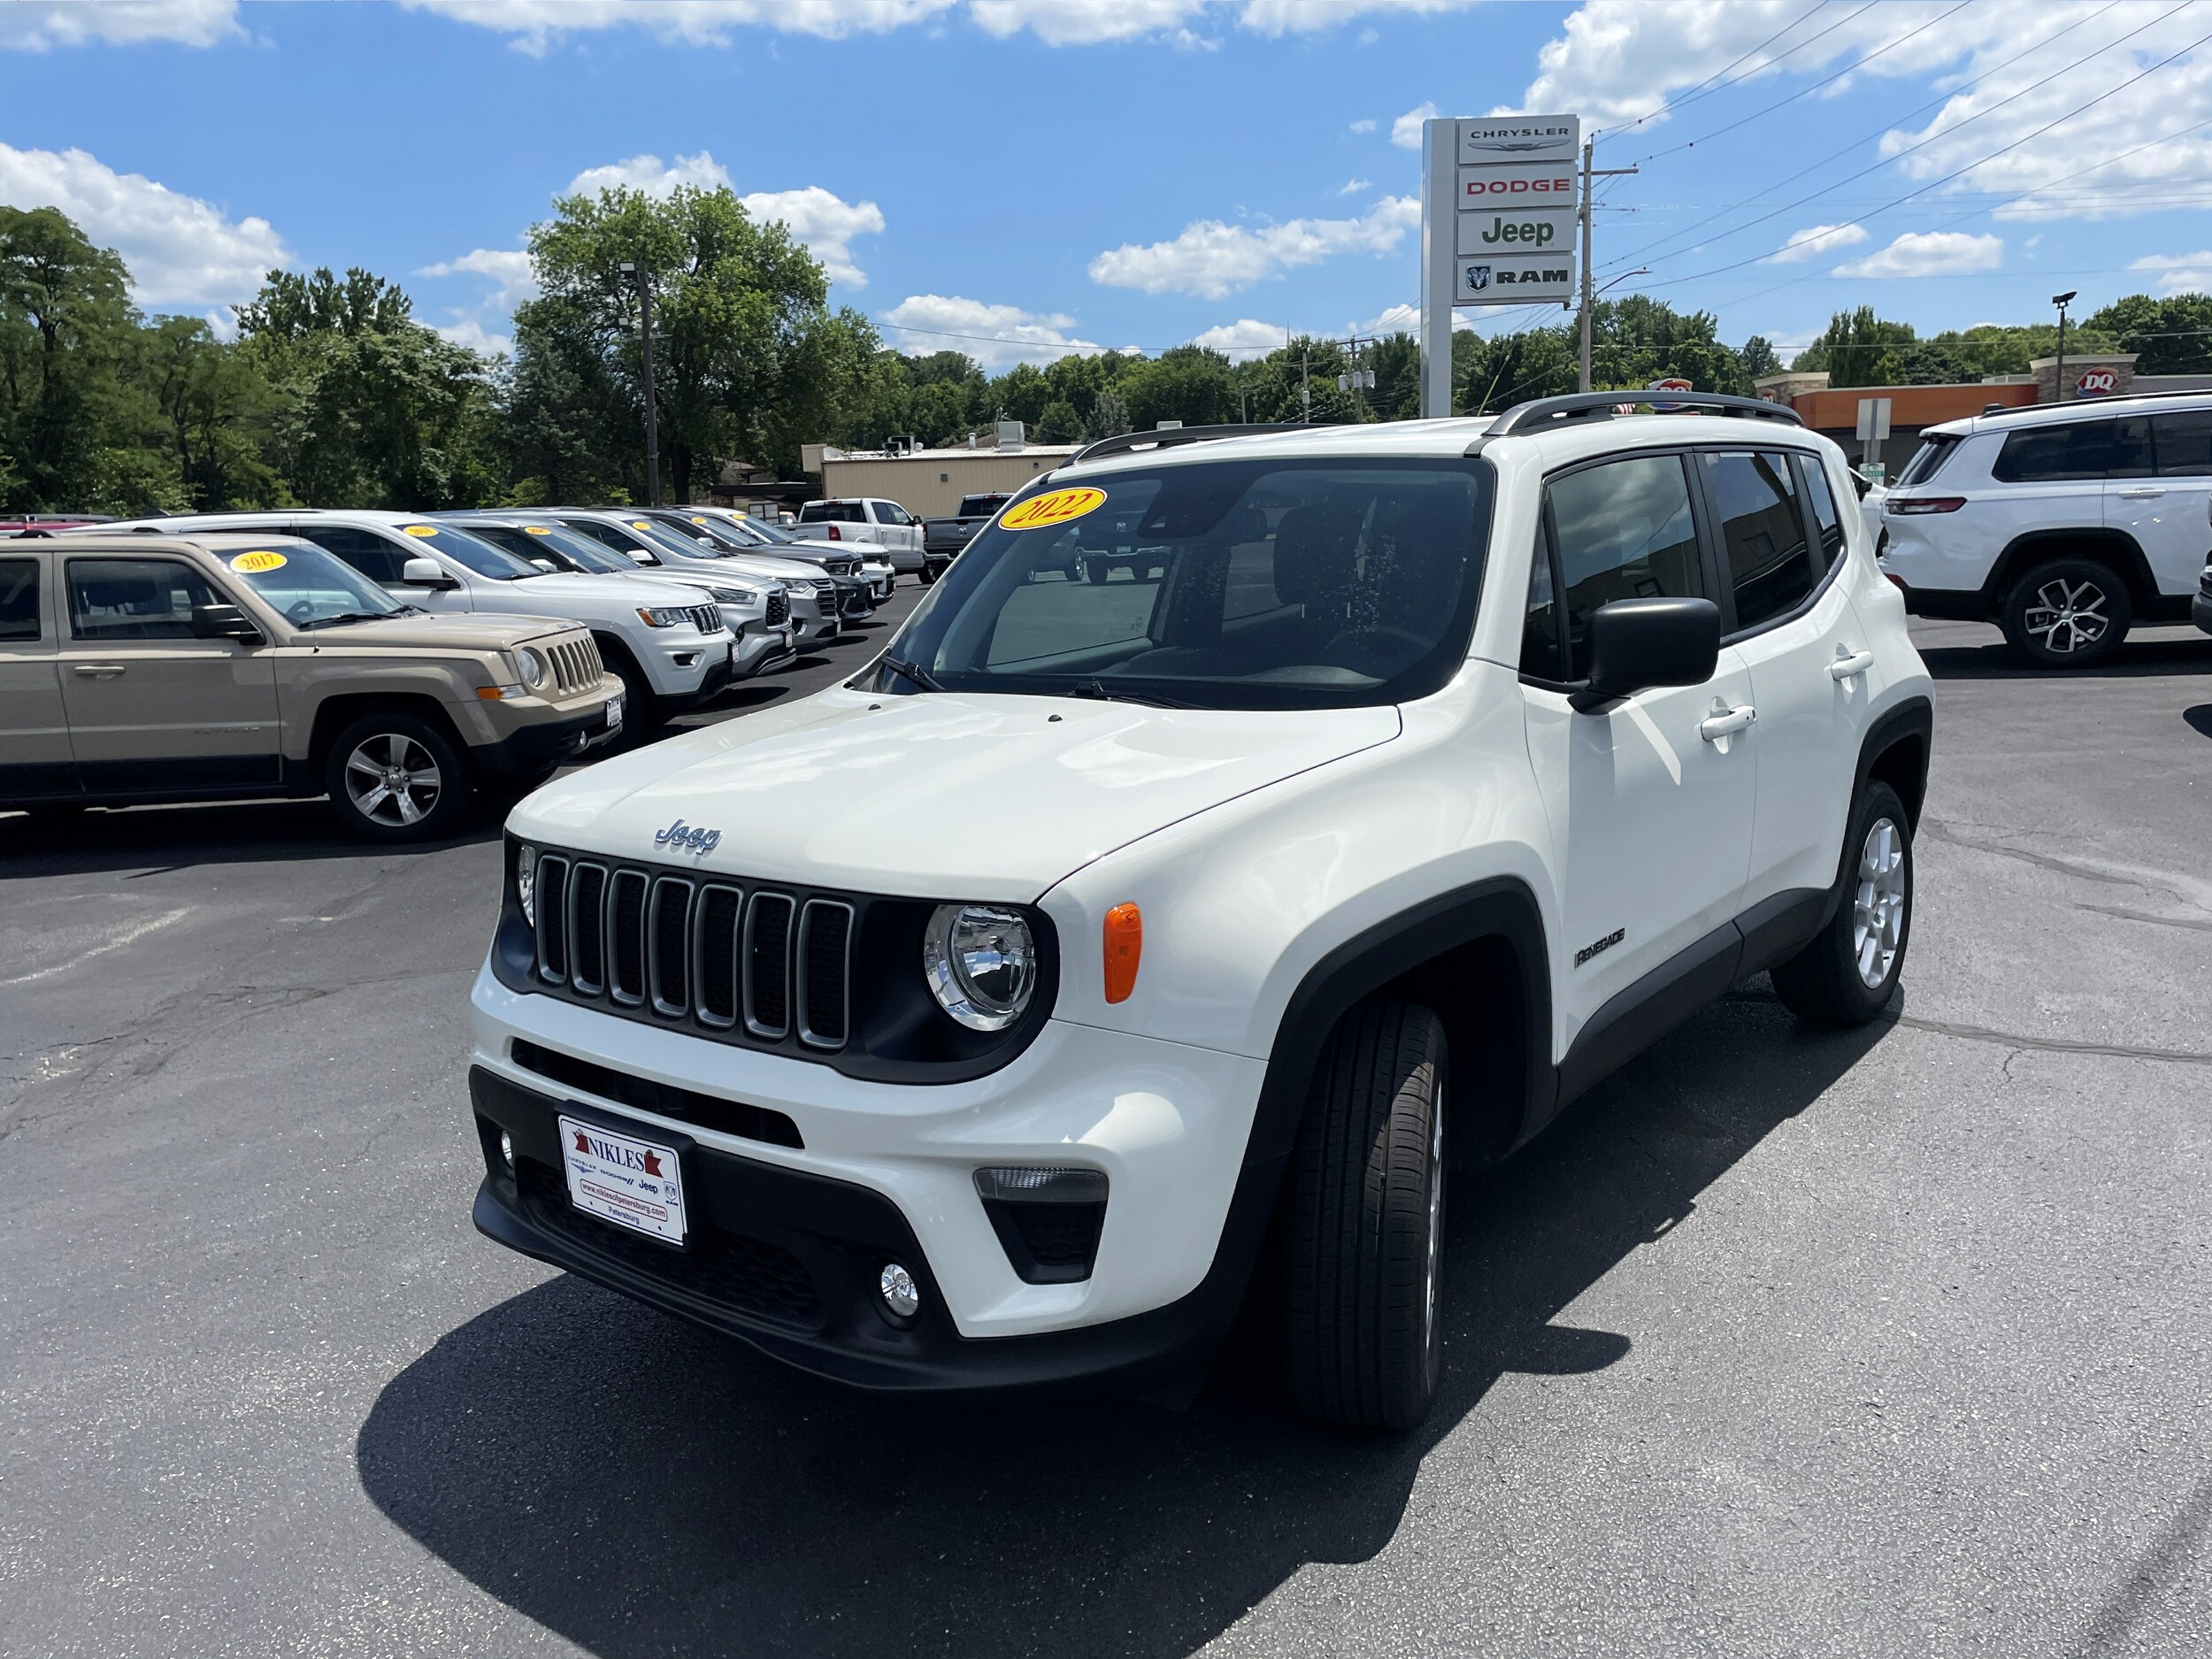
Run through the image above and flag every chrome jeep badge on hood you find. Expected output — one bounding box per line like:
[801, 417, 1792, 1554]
[655, 818, 721, 856]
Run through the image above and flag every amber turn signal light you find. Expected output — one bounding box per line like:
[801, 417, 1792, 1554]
[1103, 902, 1142, 1003]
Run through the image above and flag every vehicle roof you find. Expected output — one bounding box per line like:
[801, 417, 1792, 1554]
[31, 529, 319, 554]
[1051, 411, 1835, 485]
[1923, 388, 2212, 441]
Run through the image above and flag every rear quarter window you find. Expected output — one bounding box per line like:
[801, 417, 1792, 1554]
[0, 557, 41, 641]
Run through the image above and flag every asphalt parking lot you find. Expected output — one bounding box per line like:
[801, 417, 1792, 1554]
[3, 606, 2208, 1658]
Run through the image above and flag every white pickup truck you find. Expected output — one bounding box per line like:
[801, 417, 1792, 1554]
[796, 497, 925, 572]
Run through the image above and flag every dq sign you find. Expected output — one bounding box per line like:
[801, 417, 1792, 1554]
[2075, 367, 2118, 396]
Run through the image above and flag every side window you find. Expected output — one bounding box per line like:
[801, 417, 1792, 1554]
[2152, 409, 2212, 476]
[66, 557, 220, 640]
[2108, 416, 2154, 479]
[1801, 456, 1847, 570]
[833, 502, 867, 523]
[1701, 450, 1816, 631]
[294, 525, 408, 583]
[1993, 419, 2117, 483]
[1518, 527, 1564, 681]
[0, 557, 39, 641]
[562, 519, 656, 562]
[797, 503, 830, 523]
[1547, 453, 1703, 680]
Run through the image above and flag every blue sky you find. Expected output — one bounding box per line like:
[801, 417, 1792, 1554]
[3, 1, 2209, 369]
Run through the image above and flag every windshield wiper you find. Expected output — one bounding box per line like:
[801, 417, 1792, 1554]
[299, 611, 390, 630]
[1064, 678, 1194, 709]
[878, 655, 944, 692]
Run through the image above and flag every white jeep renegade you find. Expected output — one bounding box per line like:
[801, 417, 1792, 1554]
[467, 395, 1934, 1429]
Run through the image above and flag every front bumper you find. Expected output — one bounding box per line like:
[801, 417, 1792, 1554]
[473, 703, 618, 779]
[730, 624, 795, 681]
[467, 965, 1266, 1385]
[661, 643, 734, 710]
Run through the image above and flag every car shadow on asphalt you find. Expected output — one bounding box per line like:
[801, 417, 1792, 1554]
[1917, 631, 2212, 681]
[357, 986, 1896, 1659]
[0, 797, 503, 876]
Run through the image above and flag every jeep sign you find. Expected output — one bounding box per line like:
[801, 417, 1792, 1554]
[1455, 206, 1577, 256]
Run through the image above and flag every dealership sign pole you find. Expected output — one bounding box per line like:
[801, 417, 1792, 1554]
[1421, 113, 1580, 419]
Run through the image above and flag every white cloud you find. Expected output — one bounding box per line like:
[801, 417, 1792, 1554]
[1349, 118, 1378, 133]
[416, 246, 535, 310]
[1358, 302, 1421, 334]
[401, 0, 955, 52]
[1833, 230, 2003, 279]
[1338, 177, 1373, 196]
[434, 319, 515, 357]
[738, 185, 884, 287]
[0, 0, 239, 50]
[1088, 195, 1418, 299]
[880, 294, 1103, 369]
[1762, 222, 1870, 265]
[1190, 318, 1290, 355]
[2129, 250, 2212, 295]
[565, 154, 882, 286]
[0, 143, 287, 311]
[565, 150, 733, 197]
[1356, 26, 1378, 45]
[1391, 100, 1437, 149]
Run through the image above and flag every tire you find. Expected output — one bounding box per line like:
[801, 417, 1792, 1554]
[1999, 557, 2132, 669]
[1770, 780, 1913, 1029]
[1282, 998, 1449, 1431]
[594, 640, 662, 743]
[323, 712, 472, 842]
[1083, 554, 1110, 586]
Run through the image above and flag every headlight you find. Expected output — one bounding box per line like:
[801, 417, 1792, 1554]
[923, 904, 1037, 1032]
[635, 607, 689, 627]
[517, 844, 538, 925]
[517, 646, 550, 690]
[708, 587, 758, 605]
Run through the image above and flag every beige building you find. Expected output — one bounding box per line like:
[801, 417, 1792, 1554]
[800, 441, 1080, 519]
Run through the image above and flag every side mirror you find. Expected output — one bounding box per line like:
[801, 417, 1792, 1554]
[625, 549, 658, 565]
[531, 558, 557, 573]
[1570, 597, 1721, 712]
[190, 603, 265, 645]
[400, 557, 456, 588]
[1851, 472, 1872, 500]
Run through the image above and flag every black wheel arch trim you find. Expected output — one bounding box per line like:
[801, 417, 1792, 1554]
[1985, 529, 2157, 610]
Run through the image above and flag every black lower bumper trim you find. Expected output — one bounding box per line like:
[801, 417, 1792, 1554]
[476, 708, 613, 778]
[467, 1067, 1231, 1395]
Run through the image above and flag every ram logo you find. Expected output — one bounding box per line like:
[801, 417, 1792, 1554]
[1464, 264, 1493, 292]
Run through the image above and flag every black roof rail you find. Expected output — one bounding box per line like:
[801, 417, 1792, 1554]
[1069, 421, 1339, 466]
[1482, 390, 1805, 442]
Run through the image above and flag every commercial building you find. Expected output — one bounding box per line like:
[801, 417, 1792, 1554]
[1755, 356, 2212, 476]
[799, 433, 1079, 518]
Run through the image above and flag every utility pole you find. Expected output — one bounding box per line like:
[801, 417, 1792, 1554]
[2051, 289, 2077, 402]
[1300, 340, 1311, 420]
[1577, 141, 1640, 393]
[621, 260, 662, 505]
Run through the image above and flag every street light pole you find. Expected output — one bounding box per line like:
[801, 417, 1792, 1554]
[621, 260, 663, 505]
[2051, 289, 2077, 403]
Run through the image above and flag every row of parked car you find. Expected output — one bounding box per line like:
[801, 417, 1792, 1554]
[0, 502, 927, 841]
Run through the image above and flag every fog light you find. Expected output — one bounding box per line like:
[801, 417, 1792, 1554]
[879, 1261, 920, 1318]
[499, 1130, 516, 1171]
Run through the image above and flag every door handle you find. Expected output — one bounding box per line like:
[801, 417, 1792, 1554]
[1699, 704, 1756, 742]
[2115, 487, 2165, 500]
[72, 664, 126, 678]
[1828, 648, 1877, 680]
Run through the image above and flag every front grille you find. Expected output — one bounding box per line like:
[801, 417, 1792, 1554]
[685, 603, 719, 634]
[532, 853, 851, 1054]
[810, 578, 835, 594]
[764, 590, 789, 627]
[515, 1156, 823, 1329]
[546, 634, 600, 694]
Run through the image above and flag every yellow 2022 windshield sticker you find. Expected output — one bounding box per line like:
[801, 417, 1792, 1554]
[999, 487, 1106, 532]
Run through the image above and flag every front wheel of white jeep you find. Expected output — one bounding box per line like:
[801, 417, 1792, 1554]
[1283, 998, 1448, 1431]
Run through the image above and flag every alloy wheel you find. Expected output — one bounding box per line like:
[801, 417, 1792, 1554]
[1853, 816, 1907, 990]
[2023, 577, 2109, 655]
[343, 733, 443, 827]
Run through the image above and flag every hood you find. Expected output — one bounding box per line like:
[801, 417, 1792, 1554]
[506, 571, 707, 609]
[512, 687, 1402, 900]
[296, 611, 580, 651]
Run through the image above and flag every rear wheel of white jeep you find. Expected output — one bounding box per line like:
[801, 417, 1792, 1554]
[1283, 998, 1448, 1431]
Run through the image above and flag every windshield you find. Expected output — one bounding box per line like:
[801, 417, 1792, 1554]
[392, 522, 541, 581]
[875, 457, 1494, 710]
[464, 520, 640, 575]
[622, 517, 735, 563]
[222, 543, 405, 626]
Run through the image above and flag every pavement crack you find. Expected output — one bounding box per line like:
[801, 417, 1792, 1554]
[1893, 1015, 2212, 1068]
[1918, 819, 2140, 888]
[2074, 904, 2212, 935]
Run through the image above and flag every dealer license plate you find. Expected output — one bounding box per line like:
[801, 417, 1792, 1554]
[603, 692, 624, 731]
[557, 1114, 687, 1245]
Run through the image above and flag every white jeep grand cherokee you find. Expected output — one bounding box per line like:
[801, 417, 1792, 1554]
[467, 395, 1934, 1429]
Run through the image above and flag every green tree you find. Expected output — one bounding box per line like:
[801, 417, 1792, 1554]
[1792, 306, 1917, 387]
[1740, 335, 1780, 380]
[134, 314, 283, 509]
[1118, 345, 1237, 430]
[2085, 292, 2212, 374]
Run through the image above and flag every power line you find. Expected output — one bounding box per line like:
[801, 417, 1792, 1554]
[1599, 0, 1835, 142]
[1639, 16, 2212, 292]
[1598, 0, 2134, 275]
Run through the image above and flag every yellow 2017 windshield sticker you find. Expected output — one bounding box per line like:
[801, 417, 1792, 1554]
[1000, 487, 1107, 532]
[228, 550, 288, 573]
[401, 525, 440, 537]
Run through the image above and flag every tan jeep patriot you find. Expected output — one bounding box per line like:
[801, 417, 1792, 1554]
[0, 532, 621, 841]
